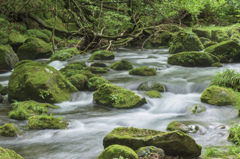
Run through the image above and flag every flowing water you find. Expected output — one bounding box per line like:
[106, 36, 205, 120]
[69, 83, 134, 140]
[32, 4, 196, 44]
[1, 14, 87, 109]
[0, 48, 239, 159]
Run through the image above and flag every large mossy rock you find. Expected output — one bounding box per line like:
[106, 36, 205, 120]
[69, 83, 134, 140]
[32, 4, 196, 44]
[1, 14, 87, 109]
[204, 41, 240, 63]
[103, 127, 202, 158]
[27, 115, 68, 129]
[26, 29, 50, 43]
[97, 144, 138, 159]
[167, 51, 220, 67]
[0, 147, 24, 159]
[8, 32, 27, 52]
[169, 31, 204, 54]
[87, 77, 110, 91]
[109, 60, 133, 70]
[211, 30, 229, 42]
[17, 38, 52, 60]
[138, 81, 165, 92]
[0, 123, 20, 137]
[8, 60, 78, 103]
[0, 45, 19, 73]
[89, 50, 115, 60]
[49, 48, 79, 62]
[8, 100, 59, 120]
[129, 67, 156, 76]
[68, 74, 88, 90]
[192, 28, 211, 39]
[200, 86, 238, 106]
[93, 83, 146, 109]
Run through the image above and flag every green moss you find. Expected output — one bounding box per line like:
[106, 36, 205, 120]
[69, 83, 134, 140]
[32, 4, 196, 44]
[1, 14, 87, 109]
[9, 32, 27, 46]
[200, 86, 238, 106]
[89, 50, 115, 60]
[87, 77, 110, 91]
[168, 51, 219, 67]
[138, 81, 165, 92]
[26, 29, 50, 42]
[0, 123, 20, 137]
[204, 41, 240, 62]
[190, 105, 206, 114]
[0, 86, 8, 95]
[27, 114, 68, 130]
[64, 63, 84, 70]
[129, 67, 156, 76]
[0, 45, 19, 72]
[169, 31, 204, 54]
[68, 74, 88, 90]
[211, 29, 229, 42]
[91, 62, 106, 67]
[0, 147, 24, 159]
[93, 83, 146, 109]
[204, 41, 218, 48]
[8, 100, 59, 120]
[49, 48, 79, 62]
[83, 66, 107, 73]
[66, 23, 79, 31]
[17, 38, 52, 60]
[166, 121, 190, 133]
[70, 61, 86, 67]
[146, 90, 162, 98]
[103, 127, 202, 157]
[45, 17, 67, 32]
[199, 37, 211, 44]
[109, 60, 133, 70]
[60, 68, 95, 78]
[192, 28, 211, 39]
[211, 62, 223, 67]
[135, 146, 165, 158]
[8, 60, 78, 103]
[97, 144, 138, 159]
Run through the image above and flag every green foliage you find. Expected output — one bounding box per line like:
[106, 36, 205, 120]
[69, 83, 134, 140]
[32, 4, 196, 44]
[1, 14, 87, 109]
[202, 147, 224, 158]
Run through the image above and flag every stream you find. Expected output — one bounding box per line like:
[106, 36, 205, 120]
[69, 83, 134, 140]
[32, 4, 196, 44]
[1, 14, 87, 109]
[0, 47, 239, 159]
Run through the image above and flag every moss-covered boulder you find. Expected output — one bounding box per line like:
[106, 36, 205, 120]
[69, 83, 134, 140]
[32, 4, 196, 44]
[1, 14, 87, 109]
[69, 61, 86, 67]
[169, 31, 204, 54]
[0, 45, 19, 73]
[166, 121, 193, 133]
[0, 86, 8, 95]
[129, 67, 156, 76]
[83, 66, 107, 73]
[200, 86, 238, 106]
[8, 32, 27, 52]
[204, 41, 240, 63]
[192, 28, 211, 39]
[204, 41, 218, 48]
[89, 50, 115, 60]
[45, 17, 67, 37]
[87, 77, 110, 91]
[8, 100, 59, 120]
[60, 68, 95, 79]
[190, 104, 206, 114]
[211, 30, 229, 42]
[64, 63, 84, 70]
[0, 147, 24, 159]
[199, 37, 211, 44]
[135, 146, 165, 158]
[159, 31, 173, 46]
[68, 74, 88, 90]
[146, 90, 162, 98]
[49, 48, 79, 62]
[0, 123, 20, 137]
[17, 38, 52, 60]
[103, 127, 202, 158]
[8, 60, 77, 103]
[93, 84, 146, 109]
[27, 114, 68, 129]
[167, 51, 220, 67]
[109, 60, 133, 70]
[97, 144, 138, 159]
[138, 81, 165, 92]
[26, 29, 50, 43]
[91, 62, 106, 67]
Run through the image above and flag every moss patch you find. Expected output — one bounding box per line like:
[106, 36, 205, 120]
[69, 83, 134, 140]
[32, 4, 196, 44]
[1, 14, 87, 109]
[0, 123, 20, 137]
[138, 81, 165, 92]
[109, 60, 133, 70]
[146, 90, 162, 98]
[0, 45, 19, 72]
[27, 114, 68, 130]
[129, 67, 156, 76]
[91, 62, 106, 67]
[211, 29, 229, 42]
[8, 100, 59, 120]
[68, 74, 88, 90]
[93, 83, 146, 109]
[0, 147, 24, 159]
[83, 66, 107, 73]
[49, 48, 79, 62]
[87, 77, 110, 91]
[89, 50, 115, 60]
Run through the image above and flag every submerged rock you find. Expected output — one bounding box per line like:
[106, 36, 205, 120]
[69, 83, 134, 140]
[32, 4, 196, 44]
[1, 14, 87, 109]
[169, 31, 204, 54]
[97, 144, 138, 159]
[8, 100, 59, 120]
[138, 81, 165, 92]
[204, 40, 240, 63]
[0, 147, 24, 159]
[190, 104, 206, 114]
[93, 83, 146, 109]
[168, 51, 219, 67]
[103, 127, 202, 158]
[87, 77, 110, 91]
[129, 67, 156, 76]
[89, 50, 115, 60]
[17, 38, 52, 60]
[166, 121, 198, 133]
[109, 60, 133, 70]
[0, 45, 19, 73]
[8, 60, 77, 103]
[0, 123, 20, 137]
[27, 114, 68, 129]
[200, 86, 238, 106]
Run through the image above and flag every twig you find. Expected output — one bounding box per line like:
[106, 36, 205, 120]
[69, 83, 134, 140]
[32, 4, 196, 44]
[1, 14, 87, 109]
[75, 36, 85, 48]
[106, 40, 113, 50]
